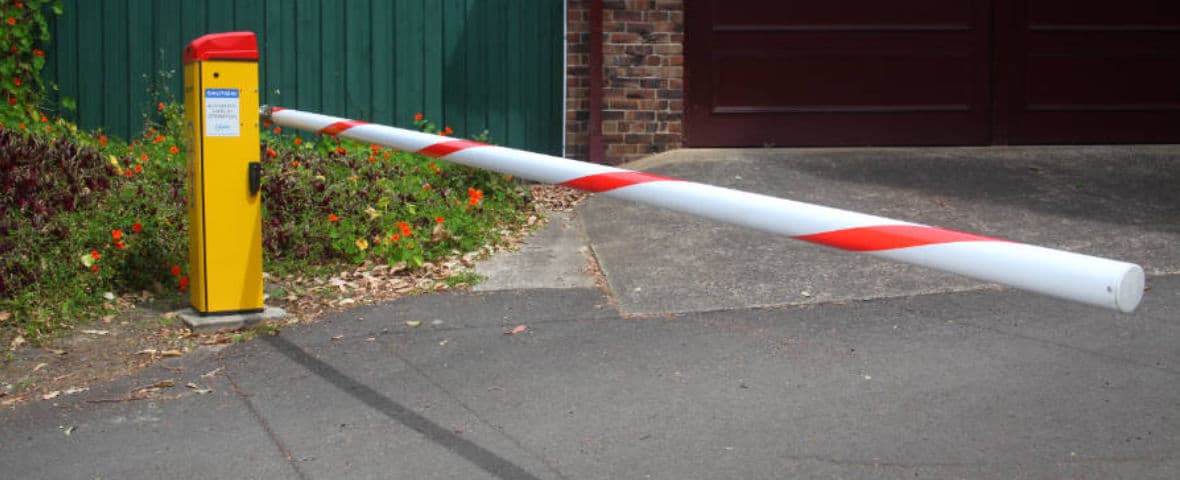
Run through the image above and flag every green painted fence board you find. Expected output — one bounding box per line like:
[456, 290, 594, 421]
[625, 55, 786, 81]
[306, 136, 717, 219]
[43, 1, 565, 155]
[370, 1, 395, 126]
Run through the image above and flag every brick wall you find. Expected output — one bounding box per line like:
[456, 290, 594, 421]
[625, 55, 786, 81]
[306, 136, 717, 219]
[566, 0, 685, 164]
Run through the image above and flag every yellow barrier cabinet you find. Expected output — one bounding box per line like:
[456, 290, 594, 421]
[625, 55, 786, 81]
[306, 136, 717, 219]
[183, 32, 263, 314]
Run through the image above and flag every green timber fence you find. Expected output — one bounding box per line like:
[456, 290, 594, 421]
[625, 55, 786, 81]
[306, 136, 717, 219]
[43, 0, 564, 155]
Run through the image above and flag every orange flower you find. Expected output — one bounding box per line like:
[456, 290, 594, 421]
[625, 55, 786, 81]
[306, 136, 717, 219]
[91, 250, 101, 260]
[422, 183, 432, 191]
[111, 229, 124, 240]
[444, 126, 454, 135]
[383, 151, 391, 159]
[140, 153, 149, 162]
[389, 233, 400, 242]
[273, 127, 282, 134]
[368, 155, 376, 163]
[40, 115, 47, 123]
[328, 213, 339, 223]
[99, 135, 108, 147]
[294, 137, 302, 145]
[169, 145, 179, 154]
[153, 135, 165, 143]
[335, 147, 347, 155]
[115, 240, 126, 250]
[397, 221, 412, 236]
[267, 147, 277, 158]
[132, 222, 142, 233]
[171, 265, 181, 276]
[125, 169, 134, 178]
[435, 216, 444, 224]
[414, 113, 424, 121]
[370, 144, 381, 152]
[467, 188, 483, 206]
[291, 161, 301, 168]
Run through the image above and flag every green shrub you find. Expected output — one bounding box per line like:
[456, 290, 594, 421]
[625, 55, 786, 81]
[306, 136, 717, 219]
[259, 120, 528, 272]
[1, 107, 531, 343]
[0, 0, 63, 127]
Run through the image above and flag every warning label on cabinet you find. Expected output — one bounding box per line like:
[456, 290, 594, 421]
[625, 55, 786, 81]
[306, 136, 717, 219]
[204, 88, 240, 137]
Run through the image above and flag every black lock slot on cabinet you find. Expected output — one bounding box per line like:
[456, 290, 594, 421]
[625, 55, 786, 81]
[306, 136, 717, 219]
[248, 161, 261, 196]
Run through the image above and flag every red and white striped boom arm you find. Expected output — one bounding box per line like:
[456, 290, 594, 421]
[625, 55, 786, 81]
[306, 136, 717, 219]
[264, 107, 1145, 313]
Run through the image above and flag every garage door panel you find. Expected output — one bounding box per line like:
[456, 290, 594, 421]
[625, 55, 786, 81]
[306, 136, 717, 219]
[685, 0, 991, 147]
[1003, 0, 1180, 143]
[712, 54, 976, 113]
[712, 0, 973, 27]
[1026, 54, 1180, 109]
[1027, 0, 1180, 25]
[685, 0, 1180, 146]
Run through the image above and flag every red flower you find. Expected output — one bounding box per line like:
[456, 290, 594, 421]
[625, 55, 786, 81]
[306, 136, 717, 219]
[91, 250, 101, 260]
[134, 165, 143, 173]
[383, 151, 391, 159]
[6, 18, 15, 25]
[335, 147, 347, 155]
[294, 137, 302, 145]
[179, 276, 190, 291]
[12, 77, 20, 86]
[390, 233, 400, 242]
[32, 49, 44, 57]
[328, 213, 339, 223]
[6, 98, 14, 105]
[444, 126, 454, 135]
[115, 240, 126, 250]
[139, 153, 149, 162]
[273, 127, 282, 134]
[397, 221, 412, 236]
[169, 145, 179, 154]
[111, 229, 124, 240]
[132, 223, 142, 233]
[171, 265, 181, 276]
[92, 265, 99, 273]
[368, 155, 376, 163]
[99, 135, 108, 147]
[467, 188, 483, 206]
[125, 169, 134, 178]
[40, 115, 47, 123]
[414, 113, 424, 121]
[267, 147, 277, 158]
[157, 102, 164, 112]
[435, 216, 444, 224]
[370, 144, 381, 152]
[14, 2, 22, 8]
[153, 135, 165, 143]
[291, 161, 301, 168]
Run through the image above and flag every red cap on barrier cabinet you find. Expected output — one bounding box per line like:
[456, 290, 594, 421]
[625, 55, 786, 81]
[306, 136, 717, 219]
[183, 32, 259, 63]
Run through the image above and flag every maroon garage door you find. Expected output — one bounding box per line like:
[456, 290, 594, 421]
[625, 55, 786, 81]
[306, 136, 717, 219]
[684, 0, 1180, 146]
